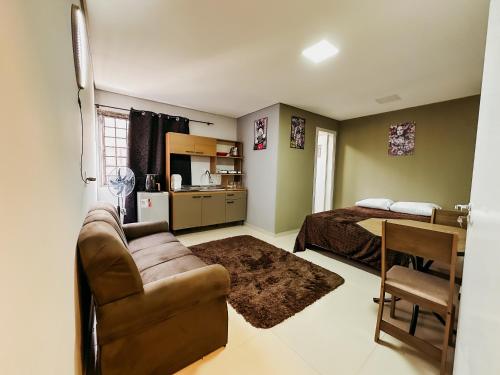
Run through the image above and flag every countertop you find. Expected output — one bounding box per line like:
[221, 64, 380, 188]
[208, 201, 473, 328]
[170, 187, 246, 194]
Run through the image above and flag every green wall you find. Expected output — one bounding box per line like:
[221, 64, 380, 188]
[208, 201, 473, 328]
[275, 104, 339, 233]
[334, 96, 480, 209]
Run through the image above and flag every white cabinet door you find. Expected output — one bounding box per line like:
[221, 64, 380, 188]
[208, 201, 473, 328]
[454, 1, 500, 374]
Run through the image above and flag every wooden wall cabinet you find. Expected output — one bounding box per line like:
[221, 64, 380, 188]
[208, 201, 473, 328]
[167, 133, 216, 156]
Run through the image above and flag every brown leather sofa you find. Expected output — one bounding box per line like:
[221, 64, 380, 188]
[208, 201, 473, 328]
[77, 202, 230, 375]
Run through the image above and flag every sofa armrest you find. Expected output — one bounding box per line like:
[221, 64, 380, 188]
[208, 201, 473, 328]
[122, 221, 169, 240]
[96, 264, 230, 344]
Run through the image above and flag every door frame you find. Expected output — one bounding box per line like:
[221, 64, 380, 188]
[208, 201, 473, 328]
[312, 127, 337, 213]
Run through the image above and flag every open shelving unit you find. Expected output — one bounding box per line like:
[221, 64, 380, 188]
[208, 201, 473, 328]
[211, 139, 244, 188]
[165, 133, 244, 190]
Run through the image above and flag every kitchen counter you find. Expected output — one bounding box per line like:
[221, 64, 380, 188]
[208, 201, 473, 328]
[171, 187, 246, 194]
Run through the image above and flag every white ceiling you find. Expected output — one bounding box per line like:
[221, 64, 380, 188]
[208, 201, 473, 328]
[86, 0, 490, 120]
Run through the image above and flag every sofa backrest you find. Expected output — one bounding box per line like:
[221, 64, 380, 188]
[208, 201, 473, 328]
[78, 203, 143, 306]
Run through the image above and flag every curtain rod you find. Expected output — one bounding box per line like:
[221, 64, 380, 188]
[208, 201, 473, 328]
[94, 103, 214, 126]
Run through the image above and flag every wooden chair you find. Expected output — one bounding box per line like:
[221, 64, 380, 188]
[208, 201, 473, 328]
[431, 208, 468, 229]
[374, 221, 458, 375]
[430, 208, 468, 281]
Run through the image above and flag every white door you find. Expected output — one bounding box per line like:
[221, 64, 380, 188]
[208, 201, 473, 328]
[454, 1, 500, 374]
[313, 128, 336, 213]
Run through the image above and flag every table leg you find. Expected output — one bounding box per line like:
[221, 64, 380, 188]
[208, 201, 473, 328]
[408, 256, 424, 335]
[409, 304, 420, 335]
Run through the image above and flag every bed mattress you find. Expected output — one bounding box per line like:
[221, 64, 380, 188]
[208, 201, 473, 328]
[293, 206, 429, 270]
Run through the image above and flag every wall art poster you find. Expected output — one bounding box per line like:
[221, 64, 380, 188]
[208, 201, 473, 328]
[388, 121, 415, 156]
[254, 117, 268, 150]
[290, 116, 305, 149]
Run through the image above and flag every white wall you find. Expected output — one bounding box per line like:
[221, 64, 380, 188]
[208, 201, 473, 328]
[0, 1, 97, 374]
[95, 89, 237, 139]
[94, 90, 237, 201]
[454, 1, 500, 374]
[237, 104, 280, 233]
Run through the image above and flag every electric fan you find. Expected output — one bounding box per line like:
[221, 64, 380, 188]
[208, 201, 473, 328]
[107, 167, 136, 220]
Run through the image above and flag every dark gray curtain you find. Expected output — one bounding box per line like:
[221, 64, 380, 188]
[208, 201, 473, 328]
[125, 109, 190, 223]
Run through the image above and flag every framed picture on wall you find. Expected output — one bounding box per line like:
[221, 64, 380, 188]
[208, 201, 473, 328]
[290, 116, 305, 149]
[254, 117, 268, 150]
[388, 121, 416, 156]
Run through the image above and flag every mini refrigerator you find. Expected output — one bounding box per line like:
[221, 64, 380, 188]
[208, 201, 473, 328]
[137, 192, 169, 223]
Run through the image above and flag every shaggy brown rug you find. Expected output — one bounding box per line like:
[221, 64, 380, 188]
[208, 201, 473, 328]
[189, 235, 344, 328]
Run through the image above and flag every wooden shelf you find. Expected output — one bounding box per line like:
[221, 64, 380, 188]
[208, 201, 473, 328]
[216, 155, 243, 159]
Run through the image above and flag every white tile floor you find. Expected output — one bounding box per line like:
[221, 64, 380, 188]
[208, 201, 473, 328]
[175, 224, 445, 375]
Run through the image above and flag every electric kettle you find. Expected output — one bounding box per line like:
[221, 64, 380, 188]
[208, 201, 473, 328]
[171, 174, 182, 191]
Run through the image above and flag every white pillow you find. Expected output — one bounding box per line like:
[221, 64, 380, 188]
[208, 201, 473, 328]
[355, 198, 394, 211]
[389, 201, 442, 217]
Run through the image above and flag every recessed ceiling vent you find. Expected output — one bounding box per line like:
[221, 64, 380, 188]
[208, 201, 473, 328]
[375, 94, 401, 104]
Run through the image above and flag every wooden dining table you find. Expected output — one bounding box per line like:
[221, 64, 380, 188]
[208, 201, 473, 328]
[357, 218, 467, 253]
[358, 218, 467, 334]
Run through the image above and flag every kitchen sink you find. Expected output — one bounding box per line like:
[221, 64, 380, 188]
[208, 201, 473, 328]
[180, 185, 226, 192]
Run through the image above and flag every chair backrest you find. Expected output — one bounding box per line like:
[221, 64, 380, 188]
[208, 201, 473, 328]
[78, 203, 143, 306]
[382, 221, 457, 266]
[431, 208, 468, 229]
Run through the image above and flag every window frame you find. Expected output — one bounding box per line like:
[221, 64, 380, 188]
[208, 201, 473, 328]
[97, 109, 130, 186]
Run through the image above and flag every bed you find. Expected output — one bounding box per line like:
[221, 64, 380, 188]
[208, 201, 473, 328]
[293, 206, 430, 270]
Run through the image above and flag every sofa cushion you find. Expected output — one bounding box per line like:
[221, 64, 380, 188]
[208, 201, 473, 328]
[128, 232, 207, 285]
[123, 221, 170, 241]
[89, 202, 122, 225]
[140, 255, 207, 285]
[128, 232, 178, 253]
[79, 201, 210, 300]
[132, 241, 193, 272]
[78, 220, 143, 306]
[84, 210, 128, 246]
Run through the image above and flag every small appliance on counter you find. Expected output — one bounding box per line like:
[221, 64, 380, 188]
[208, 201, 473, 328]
[137, 191, 169, 222]
[171, 174, 182, 191]
[230, 146, 239, 156]
[145, 174, 160, 192]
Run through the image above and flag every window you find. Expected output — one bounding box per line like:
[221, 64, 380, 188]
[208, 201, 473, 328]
[97, 110, 129, 185]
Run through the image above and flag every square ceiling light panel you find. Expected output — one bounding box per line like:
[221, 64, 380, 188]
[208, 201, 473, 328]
[302, 40, 339, 63]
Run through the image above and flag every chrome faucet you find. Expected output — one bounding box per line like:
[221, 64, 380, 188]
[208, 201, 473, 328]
[205, 170, 214, 184]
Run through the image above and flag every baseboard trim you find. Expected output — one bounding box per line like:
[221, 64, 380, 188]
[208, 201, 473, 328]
[243, 223, 299, 238]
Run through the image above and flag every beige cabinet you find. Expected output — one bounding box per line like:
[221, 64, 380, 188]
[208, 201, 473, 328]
[201, 193, 226, 226]
[226, 192, 247, 223]
[226, 191, 246, 201]
[172, 191, 246, 230]
[172, 194, 202, 230]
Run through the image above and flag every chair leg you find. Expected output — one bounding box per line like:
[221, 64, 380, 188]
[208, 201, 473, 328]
[441, 309, 453, 375]
[374, 288, 386, 343]
[390, 295, 397, 318]
[448, 307, 456, 347]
